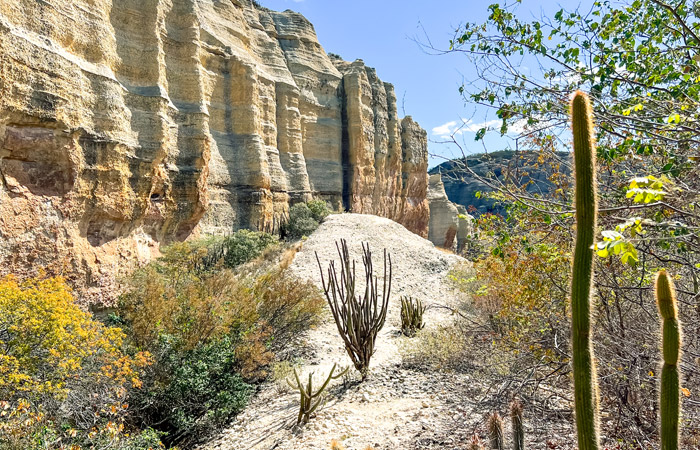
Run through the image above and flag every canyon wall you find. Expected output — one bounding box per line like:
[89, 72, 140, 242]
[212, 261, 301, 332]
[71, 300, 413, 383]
[0, 0, 428, 303]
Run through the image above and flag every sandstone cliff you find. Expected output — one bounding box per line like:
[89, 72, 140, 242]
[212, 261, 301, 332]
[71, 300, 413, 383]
[0, 0, 429, 303]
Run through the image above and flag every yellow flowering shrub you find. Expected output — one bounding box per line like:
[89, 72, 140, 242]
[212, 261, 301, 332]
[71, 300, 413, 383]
[0, 275, 152, 448]
[0, 275, 149, 400]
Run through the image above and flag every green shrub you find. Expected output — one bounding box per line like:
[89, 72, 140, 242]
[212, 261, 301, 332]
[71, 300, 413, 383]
[131, 334, 251, 446]
[196, 230, 278, 272]
[119, 242, 324, 446]
[307, 199, 331, 222]
[284, 200, 331, 240]
[285, 203, 317, 239]
[220, 230, 277, 268]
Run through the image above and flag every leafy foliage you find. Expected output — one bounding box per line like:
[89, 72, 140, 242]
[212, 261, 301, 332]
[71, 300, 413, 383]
[198, 230, 279, 271]
[307, 199, 332, 222]
[133, 334, 251, 444]
[119, 239, 324, 445]
[0, 276, 152, 449]
[435, 0, 700, 443]
[284, 200, 332, 240]
[472, 232, 570, 363]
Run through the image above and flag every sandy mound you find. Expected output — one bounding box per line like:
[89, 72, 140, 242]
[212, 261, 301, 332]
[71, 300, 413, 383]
[203, 214, 472, 450]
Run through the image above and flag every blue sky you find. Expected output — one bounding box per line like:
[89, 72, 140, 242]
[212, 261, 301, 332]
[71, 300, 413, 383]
[260, 0, 569, 168]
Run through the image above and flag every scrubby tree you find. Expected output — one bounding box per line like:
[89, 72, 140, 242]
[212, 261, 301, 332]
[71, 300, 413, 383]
[434, 0, 700, 444]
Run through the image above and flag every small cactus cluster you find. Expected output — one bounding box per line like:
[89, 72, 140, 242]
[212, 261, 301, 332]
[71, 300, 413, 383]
[472, 400, 525, 450]
[287, 363, 348, 424]
[400, 296, 426, 336]
[568, 91, 685, 449]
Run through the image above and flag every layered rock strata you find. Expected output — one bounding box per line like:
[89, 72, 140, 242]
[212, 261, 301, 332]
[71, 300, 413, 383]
[428, 174, 472, 251]
[0, 0, 428, 303]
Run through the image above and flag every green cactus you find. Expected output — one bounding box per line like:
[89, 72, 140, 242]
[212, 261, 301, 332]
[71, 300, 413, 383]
[316, 240, 392, 380]
[656, 270, 682, 450]
[569, 90, 601, 450]
[286, 363, 349, 424]
[400, 296, 426, 337]
[510, 399, 524, 450]
[487, 412, 504, 450]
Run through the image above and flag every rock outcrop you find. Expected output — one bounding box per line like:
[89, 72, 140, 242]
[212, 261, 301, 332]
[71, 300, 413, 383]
[0, 0, 428, 303]
[427, 174, 471, 251]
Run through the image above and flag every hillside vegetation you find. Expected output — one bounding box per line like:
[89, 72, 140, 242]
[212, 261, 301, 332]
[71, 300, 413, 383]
[2, 0, 700, 449]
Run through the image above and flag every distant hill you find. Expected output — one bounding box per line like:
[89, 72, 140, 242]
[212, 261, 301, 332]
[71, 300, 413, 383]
[429, 150, 571, 216]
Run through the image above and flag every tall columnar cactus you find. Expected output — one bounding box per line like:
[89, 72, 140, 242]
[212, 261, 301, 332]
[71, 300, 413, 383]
[656, 270, 682, 450]
[316, 240, 392, 380]
[510, 399, 525, 450]
[487, 412, 505, 450]
[569, 91, 600, 450]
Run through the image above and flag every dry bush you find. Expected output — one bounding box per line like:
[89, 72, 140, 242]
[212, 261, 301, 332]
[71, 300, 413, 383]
[471, 243, 570, 363]
[329, 439, 346, 450]
[441, 209, 700, 446]
[122, 265, 256, 352]
[401, 323, 475, 372]
[119, 240, 324, 446]
[251, 268, 325, 355]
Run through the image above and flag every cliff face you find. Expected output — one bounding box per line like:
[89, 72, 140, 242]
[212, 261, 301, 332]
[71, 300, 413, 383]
[0, 0, 428, 303]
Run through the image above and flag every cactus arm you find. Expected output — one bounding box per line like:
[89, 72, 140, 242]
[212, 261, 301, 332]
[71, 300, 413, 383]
[331, 365, 350, 380]
[569, 91, 601, 450]
[311, 364, 337, 398]
[656, 270, 682, 450]
[307, 394, 327, 418]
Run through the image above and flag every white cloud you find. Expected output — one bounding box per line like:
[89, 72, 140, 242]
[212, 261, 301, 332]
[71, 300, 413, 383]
[431, 121, 458, 138]
[431, 119, 503, 139]
[463, 119, 500, 133]
[507, 118, 528, 134]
